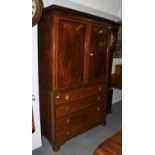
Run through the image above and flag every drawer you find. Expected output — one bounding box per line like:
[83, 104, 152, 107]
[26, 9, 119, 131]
[56, 93, 107, 118]
[56, 115, 105, 145]
[56, 104, 106, 131]
[55, 84, 108, 105]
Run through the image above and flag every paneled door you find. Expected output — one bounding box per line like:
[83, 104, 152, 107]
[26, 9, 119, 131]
[88, 23, 109, 84]
[56, 17, 87, 89]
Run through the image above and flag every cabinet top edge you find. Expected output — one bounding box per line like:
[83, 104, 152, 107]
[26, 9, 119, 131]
[42, 5, 121, 26]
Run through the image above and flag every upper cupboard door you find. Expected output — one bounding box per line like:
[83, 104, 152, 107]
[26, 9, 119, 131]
[57, 17, 87, 89]
[88, 24, 109, 84]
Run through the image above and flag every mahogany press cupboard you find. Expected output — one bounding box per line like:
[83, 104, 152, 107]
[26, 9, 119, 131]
[38, 5, 119, 151]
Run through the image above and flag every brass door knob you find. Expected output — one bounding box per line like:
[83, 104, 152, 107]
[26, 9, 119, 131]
[56, 95, 60, 99]
[32, 94, 35, 101]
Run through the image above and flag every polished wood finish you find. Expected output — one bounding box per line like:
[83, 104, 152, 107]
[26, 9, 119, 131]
[57, 17, 86, 89]
[88, 24, 109, 84]
[56, 104, 106, 131]
[38, 5, 119, 151]
[55, 84, 107, 105]
[56, 93, 107, 119]
[56, 116, 106, 145]
[111, 64, 122, 89]
[93, 130, 122, 155]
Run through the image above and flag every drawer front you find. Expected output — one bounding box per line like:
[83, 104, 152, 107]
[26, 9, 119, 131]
[56, 104, 106, 131]
[56, 93, 107, 118]
[55, 84, 108, 105]
[56, 115, 105, 145]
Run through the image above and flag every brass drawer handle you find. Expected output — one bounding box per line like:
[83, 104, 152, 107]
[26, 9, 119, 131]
[56, 95, 60, 99]
[97, 96, 101, 101]
[99, 30, 103, 34]
[97, 107, 101, 111]
[66, 131, 70, 136]
[66, 118, 70, 124]
[98, 86, 102, 91]
[65, 94, 70, 100]
[65, 106, 70, 112]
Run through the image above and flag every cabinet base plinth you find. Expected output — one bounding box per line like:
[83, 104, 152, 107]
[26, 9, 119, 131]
[52, 144, 60, 152]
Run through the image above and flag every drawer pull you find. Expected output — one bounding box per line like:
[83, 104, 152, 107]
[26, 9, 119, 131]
[66, 131, 70, 136]
[56, 95, 60, 99]
[97, 96, 101, 101]
[98, 86, 102, 91]
[65, 106, 70, 112]
[97, 107, 101, 111]
[99, 30, 103, 34]
[66, 118, 70, 124]
[89, 53, 94, 56]
[65, 95, 70, 100]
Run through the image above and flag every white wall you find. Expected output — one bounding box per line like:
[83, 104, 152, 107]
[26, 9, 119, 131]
[32, 26, 42, 150]
[112, 58, 122, 104]
[42, 0, 121, 21]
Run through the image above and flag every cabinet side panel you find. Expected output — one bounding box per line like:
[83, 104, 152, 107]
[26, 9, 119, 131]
[38, 15, 54, 90]
[38, 15, 56, 144]
[39, 89, 51, 140]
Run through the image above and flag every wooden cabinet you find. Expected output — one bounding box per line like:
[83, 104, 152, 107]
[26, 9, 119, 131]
[38, 5, 119, 151]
